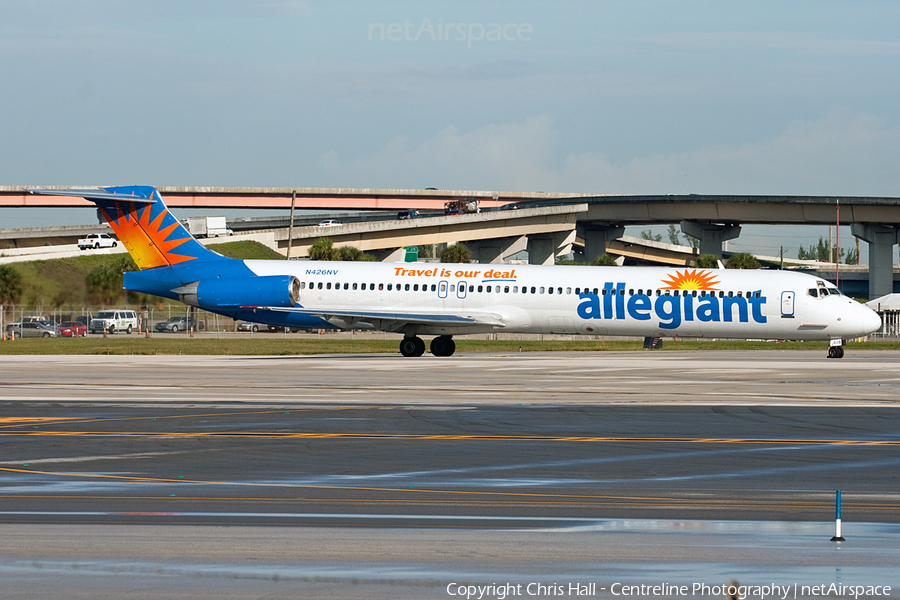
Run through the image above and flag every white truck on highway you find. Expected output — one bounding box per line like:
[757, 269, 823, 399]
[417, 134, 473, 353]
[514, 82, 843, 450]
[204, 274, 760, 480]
[77, 233, 118, 250]
[184, 216, 233, 238]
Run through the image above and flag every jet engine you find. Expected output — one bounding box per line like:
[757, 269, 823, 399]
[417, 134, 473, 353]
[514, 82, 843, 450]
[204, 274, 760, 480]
[176, 275, 301, 309]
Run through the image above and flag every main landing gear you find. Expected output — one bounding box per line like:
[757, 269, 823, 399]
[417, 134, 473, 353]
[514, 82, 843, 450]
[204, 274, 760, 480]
[399, 335, 456, 357]
[827, 345, 845, 359]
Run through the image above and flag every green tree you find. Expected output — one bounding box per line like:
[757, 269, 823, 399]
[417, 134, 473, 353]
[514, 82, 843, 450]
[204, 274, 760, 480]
[308, 237, 337, 261]
[86, 264, 124, 305]
[694, 254, 720, 268]
[85, 255, 135, 305]
[798, 236, 830, 261]
[337, 246, 363, 261]
[667, 224, 681, 245]
[440, 243, 472, 263]
[640, 229, 662, 242]
[725, 252, 761, 269]
[590, 254, 618, 266]
[0, 265, 23, 307]
[844, 246, 858, 265]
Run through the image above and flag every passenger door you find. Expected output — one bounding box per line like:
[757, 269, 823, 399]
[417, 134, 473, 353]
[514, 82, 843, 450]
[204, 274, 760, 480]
[781, 291, 795, 317]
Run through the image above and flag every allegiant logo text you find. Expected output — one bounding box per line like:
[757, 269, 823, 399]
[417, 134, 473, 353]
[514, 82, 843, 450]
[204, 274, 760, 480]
[576, 283, 767, 329]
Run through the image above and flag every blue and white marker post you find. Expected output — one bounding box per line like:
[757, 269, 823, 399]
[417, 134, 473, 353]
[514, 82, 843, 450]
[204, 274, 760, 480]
[831, 490, 845, 542]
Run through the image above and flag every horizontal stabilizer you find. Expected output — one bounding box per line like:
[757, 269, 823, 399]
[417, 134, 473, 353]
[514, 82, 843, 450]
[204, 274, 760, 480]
[27, 187, 155, 203]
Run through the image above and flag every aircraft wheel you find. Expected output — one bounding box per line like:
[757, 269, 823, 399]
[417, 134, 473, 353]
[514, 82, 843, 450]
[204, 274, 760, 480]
[430, 336, 456, 357]
[836, 346, 844, 358]
[400, 336, 425, 357]
[827, 346, 845, 359]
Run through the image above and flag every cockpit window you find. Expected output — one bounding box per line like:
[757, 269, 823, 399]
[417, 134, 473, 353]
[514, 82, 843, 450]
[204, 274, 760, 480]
[808, 289, 818, 298]
[827, 288, 841, 295]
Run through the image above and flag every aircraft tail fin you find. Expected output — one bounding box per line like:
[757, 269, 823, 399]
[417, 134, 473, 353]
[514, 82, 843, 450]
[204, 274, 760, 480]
[27, 185, 226, 270]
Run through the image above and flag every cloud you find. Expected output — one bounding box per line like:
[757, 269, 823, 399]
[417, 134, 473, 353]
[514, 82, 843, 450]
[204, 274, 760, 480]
[319, 111, 900, 196]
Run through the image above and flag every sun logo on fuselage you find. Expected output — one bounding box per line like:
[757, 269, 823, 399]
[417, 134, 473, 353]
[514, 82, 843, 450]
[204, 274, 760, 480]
[660, 269, 720, 291]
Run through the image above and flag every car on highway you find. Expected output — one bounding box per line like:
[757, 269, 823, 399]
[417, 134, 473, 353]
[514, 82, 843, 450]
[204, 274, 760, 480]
[5, 321, 58, 338]
[154, 316, 205, 333]
[78, 233, 118, 250]
[57, 321, 88, 337]
[317, 219, 342, 227]
[397, 210, 421, 220]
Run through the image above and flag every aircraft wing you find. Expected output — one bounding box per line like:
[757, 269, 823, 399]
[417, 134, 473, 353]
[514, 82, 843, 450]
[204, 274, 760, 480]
[260, 306, 506, 331]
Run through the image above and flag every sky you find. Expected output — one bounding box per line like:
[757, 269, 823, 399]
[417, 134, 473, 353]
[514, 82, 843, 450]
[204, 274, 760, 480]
[1, 0, 899, 261]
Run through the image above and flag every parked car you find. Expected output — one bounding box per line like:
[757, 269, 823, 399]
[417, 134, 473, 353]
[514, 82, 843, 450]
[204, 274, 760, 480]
[89, 309, 138, 334]
[78, 233, 118, 250]
[154, 316, 205, 333]
[57, 321, 88, 337]
[5, 321, 58, 338]
[317, 219, 342, 227]
[236, 321, 262, 333]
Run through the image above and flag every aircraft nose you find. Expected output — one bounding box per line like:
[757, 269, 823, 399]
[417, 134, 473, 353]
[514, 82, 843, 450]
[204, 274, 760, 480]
[862, 306, 882, 335]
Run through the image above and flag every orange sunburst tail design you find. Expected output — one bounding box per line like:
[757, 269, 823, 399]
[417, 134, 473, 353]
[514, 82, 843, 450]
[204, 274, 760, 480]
[92, 186, 220, 269]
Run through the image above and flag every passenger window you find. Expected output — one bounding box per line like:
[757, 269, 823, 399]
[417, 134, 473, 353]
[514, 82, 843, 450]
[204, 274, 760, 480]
[521, 287, 527, 294]
[547, 287, 552, 294]
[566, 287, 571, 295]
[728, 291, 733, 298]
[405, 283, 410, 291]
[317, 282, 323, 290]
[413, 284, 419, 291]
[469, 285, 475, 292]
[505, 286, 510, 293]
[513, 286, 518, 293]
[737, 291, 742, 298]
[352, 283, 357, 290]
[486, 285, 491, 292]
[326, 283, 332, 290]
[478, 285, 483, 293]
[557, 287, 563, 295]
[379, 283, 384, 290]
[531, 286, 536, 294]
[718, 291, 724, 298]
[450, 285, 455, 292]
[575, 287, 581, 294]
[431, 284, 437, 292]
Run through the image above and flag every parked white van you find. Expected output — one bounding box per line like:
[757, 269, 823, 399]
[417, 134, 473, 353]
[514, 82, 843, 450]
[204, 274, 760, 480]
[89, 309, 138, 334]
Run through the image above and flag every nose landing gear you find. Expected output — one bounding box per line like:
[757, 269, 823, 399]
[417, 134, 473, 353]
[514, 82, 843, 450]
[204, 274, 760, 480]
[827, 345, 845, 359]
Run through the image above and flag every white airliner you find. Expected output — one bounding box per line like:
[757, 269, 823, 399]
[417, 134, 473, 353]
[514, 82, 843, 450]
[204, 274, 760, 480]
[29, 186, 882, 358]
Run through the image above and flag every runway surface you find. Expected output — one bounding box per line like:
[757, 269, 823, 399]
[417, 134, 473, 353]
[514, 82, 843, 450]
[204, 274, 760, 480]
[0, 350, 898, 598]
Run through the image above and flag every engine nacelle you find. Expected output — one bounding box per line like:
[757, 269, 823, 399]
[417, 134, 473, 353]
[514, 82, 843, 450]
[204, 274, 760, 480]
[177, 276, 301, 308]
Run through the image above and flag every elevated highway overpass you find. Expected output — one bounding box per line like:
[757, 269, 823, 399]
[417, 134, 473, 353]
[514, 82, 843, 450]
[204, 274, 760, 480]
[2, 186, 899, 297]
